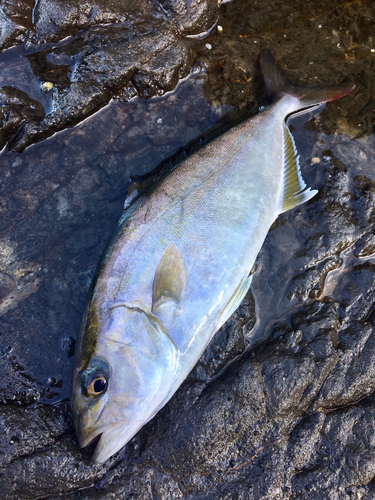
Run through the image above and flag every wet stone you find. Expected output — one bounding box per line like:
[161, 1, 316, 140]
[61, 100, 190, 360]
[0, 0, 219, 152]
[290, 398, 375, 500]
[0, 2, 30, 51]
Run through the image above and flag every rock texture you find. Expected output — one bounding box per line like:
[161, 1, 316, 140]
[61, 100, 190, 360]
[0, 0, 218, 151]
[1, 0, 375, 498]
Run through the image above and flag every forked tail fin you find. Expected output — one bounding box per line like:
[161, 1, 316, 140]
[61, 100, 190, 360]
[260, 49, 355, 107]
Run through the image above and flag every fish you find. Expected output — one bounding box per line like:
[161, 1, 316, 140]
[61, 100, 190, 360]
[71, 50, 355, 463]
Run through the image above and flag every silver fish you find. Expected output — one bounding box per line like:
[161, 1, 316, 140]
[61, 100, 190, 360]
[71, 50, 355, 463]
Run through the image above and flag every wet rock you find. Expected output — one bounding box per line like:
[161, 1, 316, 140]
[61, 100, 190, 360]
[0, 2, 30, 51]
[0, 400, 72, 466]
[0, 86, 45, 151]
[7, 28, 194, 151]
[33, 0, 143, 42]
[32, 0, 216, 43]
[290, 400, 375, 499]
[0, 0, 219, 152]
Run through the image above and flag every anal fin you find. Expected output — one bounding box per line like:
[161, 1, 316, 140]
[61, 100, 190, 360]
[281, 123, 317, 212]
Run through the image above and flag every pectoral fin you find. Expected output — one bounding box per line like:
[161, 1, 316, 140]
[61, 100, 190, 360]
[152, 244, 187, 312]
[281, 123, 317, 212]
[217, 275, 253, 331]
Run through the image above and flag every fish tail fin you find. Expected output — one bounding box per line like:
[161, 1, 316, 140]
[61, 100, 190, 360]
[260, 49, 355, 106]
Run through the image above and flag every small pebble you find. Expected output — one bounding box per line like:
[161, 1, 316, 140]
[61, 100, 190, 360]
[217, 25, 223, 34]
[41, 82, 54, 92]
[157, 118, 163, 124]
[311, 157, 320, 164]
[205, 43, 212, 50]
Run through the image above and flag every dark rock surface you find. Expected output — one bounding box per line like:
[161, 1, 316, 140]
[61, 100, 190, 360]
[0, 0, 218, 152]
[1, 0, 375, 498]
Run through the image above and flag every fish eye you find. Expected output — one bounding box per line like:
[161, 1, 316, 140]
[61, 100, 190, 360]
[82, 372, 108, 398]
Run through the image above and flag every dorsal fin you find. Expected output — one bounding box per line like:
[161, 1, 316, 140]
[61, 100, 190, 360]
[281, 123, 317, 212]
[152, 244, 187, 312]
[124, 171, 162, 210]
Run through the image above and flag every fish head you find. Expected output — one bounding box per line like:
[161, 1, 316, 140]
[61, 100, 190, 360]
[71, 303, 180, 463]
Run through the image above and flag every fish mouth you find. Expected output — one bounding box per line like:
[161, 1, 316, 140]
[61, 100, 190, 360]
[79, 427, 105, 449]
[91, 422, 131, 463]
[78, 420, 129, 462]
[77, 399, 128, 451]
[80, 414, 152, 463]
[77, 403, 134, 463]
